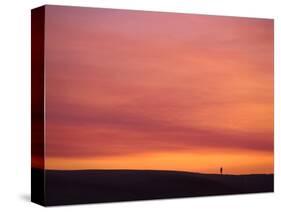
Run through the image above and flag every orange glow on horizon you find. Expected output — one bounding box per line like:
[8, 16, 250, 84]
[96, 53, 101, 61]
[44, 149, 273, 175]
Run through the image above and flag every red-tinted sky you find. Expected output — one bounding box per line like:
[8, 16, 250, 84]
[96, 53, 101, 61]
[42, 5, 273, 174]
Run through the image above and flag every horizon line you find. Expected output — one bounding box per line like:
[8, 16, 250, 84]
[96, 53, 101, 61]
[31, 167, 274, 176]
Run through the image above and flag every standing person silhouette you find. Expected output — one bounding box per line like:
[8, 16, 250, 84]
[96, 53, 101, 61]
[220, 167, 223, 175]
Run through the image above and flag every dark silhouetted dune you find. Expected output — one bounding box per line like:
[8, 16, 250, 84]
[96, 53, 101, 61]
[32, 168, 273, 206]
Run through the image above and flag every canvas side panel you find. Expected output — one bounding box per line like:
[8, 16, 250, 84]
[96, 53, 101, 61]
[31, 6, 46, 206]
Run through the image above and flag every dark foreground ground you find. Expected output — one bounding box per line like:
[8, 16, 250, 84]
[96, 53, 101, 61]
[31, 168, 273, 206]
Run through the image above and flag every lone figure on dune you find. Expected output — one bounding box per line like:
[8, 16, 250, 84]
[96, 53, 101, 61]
[220, 167, 223, 175]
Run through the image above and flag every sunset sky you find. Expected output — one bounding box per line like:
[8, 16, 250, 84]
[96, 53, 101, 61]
[40, 6, 273, 174]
